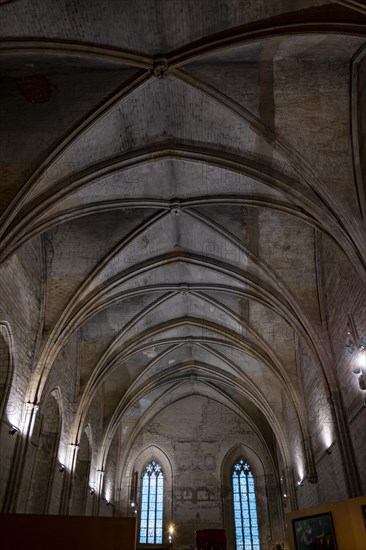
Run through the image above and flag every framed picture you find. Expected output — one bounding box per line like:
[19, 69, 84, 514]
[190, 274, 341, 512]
[293, 512, 337, 550]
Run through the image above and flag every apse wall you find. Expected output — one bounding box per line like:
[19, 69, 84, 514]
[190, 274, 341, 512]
[121, 394, 283, 550]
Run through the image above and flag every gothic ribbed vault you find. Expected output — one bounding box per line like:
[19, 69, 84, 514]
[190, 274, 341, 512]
[1, 1, 366, 547]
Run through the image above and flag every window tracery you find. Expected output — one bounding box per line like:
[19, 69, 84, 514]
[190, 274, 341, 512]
[232, 459, 260, 550]
[139, 460, 163, 544]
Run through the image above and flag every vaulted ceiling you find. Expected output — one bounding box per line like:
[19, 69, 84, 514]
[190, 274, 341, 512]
[1, 0, 366, 484]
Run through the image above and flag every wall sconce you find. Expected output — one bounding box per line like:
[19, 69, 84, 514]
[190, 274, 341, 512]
[325, 441, 335, 456]
[89, 487, 95, 495]
[346, 314, 365, 389]
[59, 464, 66, 473]
[9, 425, 19, 435]
[168, 524, 174, 543]
[346, 333, 355, 355]
[297, 479, 304, 487]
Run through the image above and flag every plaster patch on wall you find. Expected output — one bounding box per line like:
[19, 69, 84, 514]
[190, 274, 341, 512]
[143, 347, 158, 358]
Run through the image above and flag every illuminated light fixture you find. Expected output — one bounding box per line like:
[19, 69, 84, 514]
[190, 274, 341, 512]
[9, 425, 19, 435]
[325, 441, 335, 455]
[345, 330, 355, 355]
[59, 464, 66, 472]
[297, 479, 304, 487]
[359, 358, 366, 390]
[346, 314, 366, 389]
[89, 487, 95, 495]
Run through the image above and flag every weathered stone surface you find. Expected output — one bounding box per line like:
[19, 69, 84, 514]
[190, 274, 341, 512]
[0, 1, 365, 547]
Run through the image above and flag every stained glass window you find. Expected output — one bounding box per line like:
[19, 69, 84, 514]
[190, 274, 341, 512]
[139, 460, 163, 544]
[232, 459, 260, 550]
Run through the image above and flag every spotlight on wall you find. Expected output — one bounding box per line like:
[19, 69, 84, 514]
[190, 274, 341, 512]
[346, 315, 366, 390]
[359, 371, 366, 390]
[325, 441, 335, 456]
[345, 330, 355, 355]
[59, 464, 66, 472]
[346, 316, 364, 354]
[9, 425, 19, 435]
[297, 479, 304, 487]
[89, 487, 95, 495]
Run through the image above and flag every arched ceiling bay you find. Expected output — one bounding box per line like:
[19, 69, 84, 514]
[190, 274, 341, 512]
[0, 1, 334, 54]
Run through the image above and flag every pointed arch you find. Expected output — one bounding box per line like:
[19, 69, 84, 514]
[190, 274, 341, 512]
[139, 459, 164, 543]
[121, 445, 173, 543]
[221, 444, 278, 549]
[231, 459, 260, 550]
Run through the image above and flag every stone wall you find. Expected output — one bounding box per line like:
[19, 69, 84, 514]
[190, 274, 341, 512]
[320, 234, 366, 494]
[121, 395, 283, 549]
[0, 237, 44, 510]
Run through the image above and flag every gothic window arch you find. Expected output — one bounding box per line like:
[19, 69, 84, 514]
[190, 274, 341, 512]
[139, 459, 164, 544]
[232, 458, 260, 550]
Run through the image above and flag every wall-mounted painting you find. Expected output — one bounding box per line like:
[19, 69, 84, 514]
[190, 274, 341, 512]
[293, 512, 337, 550]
